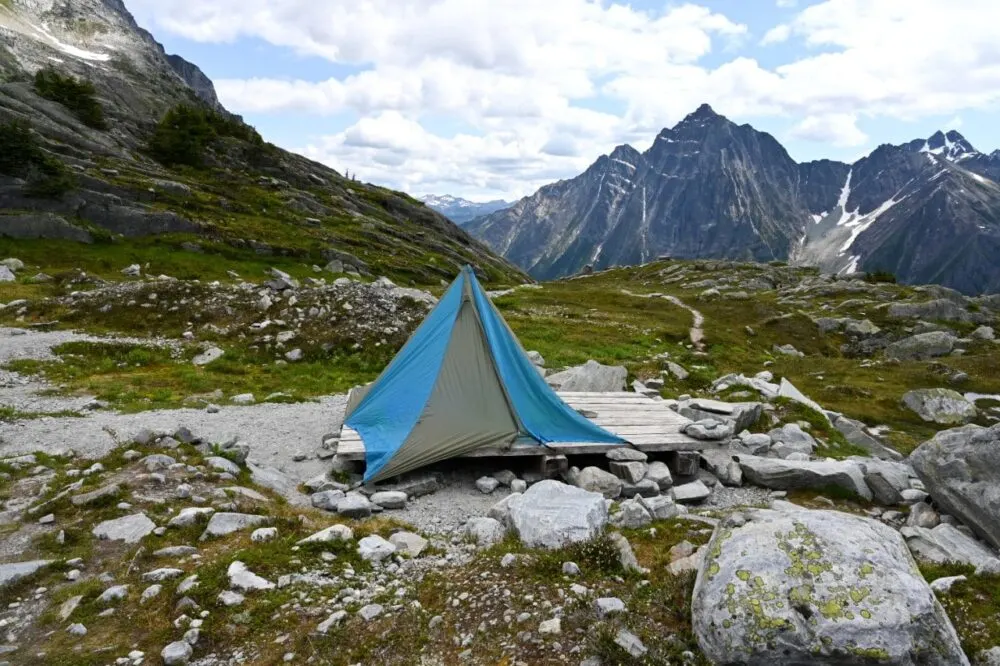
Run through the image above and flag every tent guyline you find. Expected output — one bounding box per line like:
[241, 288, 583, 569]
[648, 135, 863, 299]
[343, 265, 628, 483]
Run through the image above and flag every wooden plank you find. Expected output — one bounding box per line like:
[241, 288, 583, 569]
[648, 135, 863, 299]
[588, 418, 684, 426]
[561, 397, 657, 405]
[556, 391, 649, 400]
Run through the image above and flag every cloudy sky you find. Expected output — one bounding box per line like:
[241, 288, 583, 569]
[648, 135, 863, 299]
[127, 0, 1000, 202]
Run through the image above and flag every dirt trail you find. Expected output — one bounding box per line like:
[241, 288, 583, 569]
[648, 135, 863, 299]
[621, 290, 705, 350]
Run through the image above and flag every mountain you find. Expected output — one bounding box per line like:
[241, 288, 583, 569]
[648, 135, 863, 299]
[419, 194, 512, 226]
[0, 0, 526, 285]
[467, 107, 1000, 294]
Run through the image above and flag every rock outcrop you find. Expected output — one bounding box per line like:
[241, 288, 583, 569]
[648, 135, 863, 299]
[692, 508, 968, 665]
[910, 423, 1000, 549]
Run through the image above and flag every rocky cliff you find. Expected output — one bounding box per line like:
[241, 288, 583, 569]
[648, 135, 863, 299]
[469, 108, 1000, 294]
[0, 0, 526, 285]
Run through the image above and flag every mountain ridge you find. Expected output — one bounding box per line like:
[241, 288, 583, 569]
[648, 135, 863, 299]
[0, 0, 526, 285]
[467, 104, 1000, 294]
[419, 194, 512, 226]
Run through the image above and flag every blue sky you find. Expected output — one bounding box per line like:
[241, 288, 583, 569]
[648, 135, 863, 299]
[129, 0, 1000, 201]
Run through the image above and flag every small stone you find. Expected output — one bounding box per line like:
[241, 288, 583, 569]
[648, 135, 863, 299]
[358, 603, 384, 621]
[67, 622, 87, 636]
[251, 527, 278, 543]
[161, 640, 193, 665]
[538, 618, 561, 635]
[218, 590, 245, 607]
[595, 597, 626, 618]
[476, 476, 500, 494]
[562, 561, 580, 576]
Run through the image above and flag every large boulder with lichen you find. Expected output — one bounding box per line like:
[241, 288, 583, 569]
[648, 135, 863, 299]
[909, 423, 1000, 550]
[692, 508, 968, 665]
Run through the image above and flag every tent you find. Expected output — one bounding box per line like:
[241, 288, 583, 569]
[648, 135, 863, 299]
[344, 266, 627, 483]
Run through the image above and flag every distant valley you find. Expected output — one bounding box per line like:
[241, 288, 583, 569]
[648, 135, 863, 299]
[419, 194, 512, 226]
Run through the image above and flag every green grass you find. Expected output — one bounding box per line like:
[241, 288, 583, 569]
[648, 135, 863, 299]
[6, 340, 394, 412]
[918, 562, 1000, 657]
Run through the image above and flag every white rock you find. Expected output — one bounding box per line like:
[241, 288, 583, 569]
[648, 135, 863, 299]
[465, 517, 506, 548]
[161, 640, 193, 665]
[692, 508, 968, 665]
[297, 524, 354, 545]
[251, 527, 278, 543]
[357, 535, 396, 562]
[508, 480, 607, 549]
[228, 561, 274, 591]
[92, 514, 156, 544]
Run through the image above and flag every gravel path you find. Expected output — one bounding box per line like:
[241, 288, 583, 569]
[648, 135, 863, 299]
[395, 470, 518, 535]
[0, 327, 176, 364]
[0, 326, 349, 484]
[0, 396, 348, 484]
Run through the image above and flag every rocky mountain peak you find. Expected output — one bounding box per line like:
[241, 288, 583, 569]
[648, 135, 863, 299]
[607, 143, 642, 168]
[917, 129, 978, 162]
[686, 102, 720, 121]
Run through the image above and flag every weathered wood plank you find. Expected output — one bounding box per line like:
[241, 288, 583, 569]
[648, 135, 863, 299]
[336, 390, 702, 461]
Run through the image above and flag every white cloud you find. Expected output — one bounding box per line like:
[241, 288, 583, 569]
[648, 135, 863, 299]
[946, 115, 963, 130]
[776, 0, 798, 7]
[761, 24, 791, 45]
[129, 0, 1000, 199]
[788, 113, 868, 147]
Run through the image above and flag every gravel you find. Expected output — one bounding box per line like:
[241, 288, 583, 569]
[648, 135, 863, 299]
[393, 471, 518, 535]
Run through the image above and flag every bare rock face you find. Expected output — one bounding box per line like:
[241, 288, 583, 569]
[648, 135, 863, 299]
[545, 360, 627, 392]
[901, 389, 978, 425]
[910, 423, 1000, 550]
[692, 508, 969, 665]
[508, 480, 608, 549]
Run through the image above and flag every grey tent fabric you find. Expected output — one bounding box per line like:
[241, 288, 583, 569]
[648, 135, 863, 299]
[345, 266, 627, 483]
[366, 297, 520, 481]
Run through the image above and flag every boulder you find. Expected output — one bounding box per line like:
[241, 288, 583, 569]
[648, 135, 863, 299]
[639, 495, 685, 520]
[692, 508, 968, 665]
[389, 531, 428, 557]
[199, 513, 269, 540]
[92, 514, 156, 544]
[465, 517, 506, 548]
[699, 450, 743, 487]
[508, 480, 607, 549]
[228, 561, 274, 591]
[677, 399, 762, 432]
[888, 299, 974, 322]
[336, 494, 373, 519]
[834, 416, 900, 460]
[0, 560, 54, 588]
[644, 461, 673, 490]
[909, 423, 1000, 549]
[193, 347, 225, 366]
[901, 524, 1000, 574]
[574, 466, 623, 498]
[0, 265, 15, 282]
[886, 332, 957, 361]
[611, 498, 653, 528]
[845, 319, 881, 337]
[609, 460, 647, 484]
[370, 491, 407, 509]
[857, 458, 914, 506]
[737, 455, 872, 500]
[205, 456, 241, 475]
[766, 423, 817, 457]
[487, 493, 522, 530]
[683, 419, 735, 441]
[358, 535, 396, 562]
[777, 378, 829, 419]
[545, 360, 627, 392]
[672, 480, 711, 503]
[297, 524, 354, 545]
[902, 389, 977, 425]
